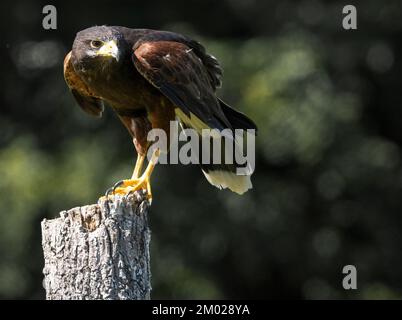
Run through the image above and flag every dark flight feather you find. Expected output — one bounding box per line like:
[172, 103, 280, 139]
[132, 39, 231, 131]
[218, 99, 257, 132]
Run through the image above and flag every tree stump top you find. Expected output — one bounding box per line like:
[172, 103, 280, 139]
[41, 191, 152, 300]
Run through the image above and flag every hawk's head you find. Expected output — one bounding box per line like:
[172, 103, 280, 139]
[71, 26, 128, 72]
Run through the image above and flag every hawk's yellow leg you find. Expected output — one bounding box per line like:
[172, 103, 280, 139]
[131, 153, 145, 179]
[112, 148, 160, 200]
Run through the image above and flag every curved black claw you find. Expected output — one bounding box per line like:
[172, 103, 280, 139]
[104, 187, 114, 198]
[104, 180, 125, 198]
[112, 180, 125, 192]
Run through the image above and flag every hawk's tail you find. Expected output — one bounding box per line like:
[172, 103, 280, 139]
[200, 165, 253, 195]
[176, 99, 257, 195]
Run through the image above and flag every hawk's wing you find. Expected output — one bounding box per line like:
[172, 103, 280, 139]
[132, 40, 231, 131]
[63, 51, 104, 117]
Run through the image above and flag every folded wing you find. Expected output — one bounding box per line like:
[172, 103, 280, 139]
[63, 51, 104, 117]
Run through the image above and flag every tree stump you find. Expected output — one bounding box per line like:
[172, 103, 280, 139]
[41, 190, 152, 300]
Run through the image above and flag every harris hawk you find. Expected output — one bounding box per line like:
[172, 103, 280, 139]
[64, 26, 257, 199]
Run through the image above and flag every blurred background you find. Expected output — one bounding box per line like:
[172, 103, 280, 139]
[0, 0, 402, 299]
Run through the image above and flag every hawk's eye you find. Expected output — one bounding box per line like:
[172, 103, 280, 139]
[90, 40, 103, 49]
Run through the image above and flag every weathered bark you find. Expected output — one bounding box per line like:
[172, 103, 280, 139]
[41, 190, 151, 300]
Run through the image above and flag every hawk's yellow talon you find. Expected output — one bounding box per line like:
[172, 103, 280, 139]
[108, 148, 159, 201]
[113, 177, 152, 200]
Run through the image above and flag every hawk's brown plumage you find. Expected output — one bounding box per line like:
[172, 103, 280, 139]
[64, 26, 257, 196]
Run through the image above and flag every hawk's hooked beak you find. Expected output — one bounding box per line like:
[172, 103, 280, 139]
[97, 40, 119, 61]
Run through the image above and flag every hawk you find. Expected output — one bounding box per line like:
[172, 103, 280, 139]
[64, 26, 257, 199]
